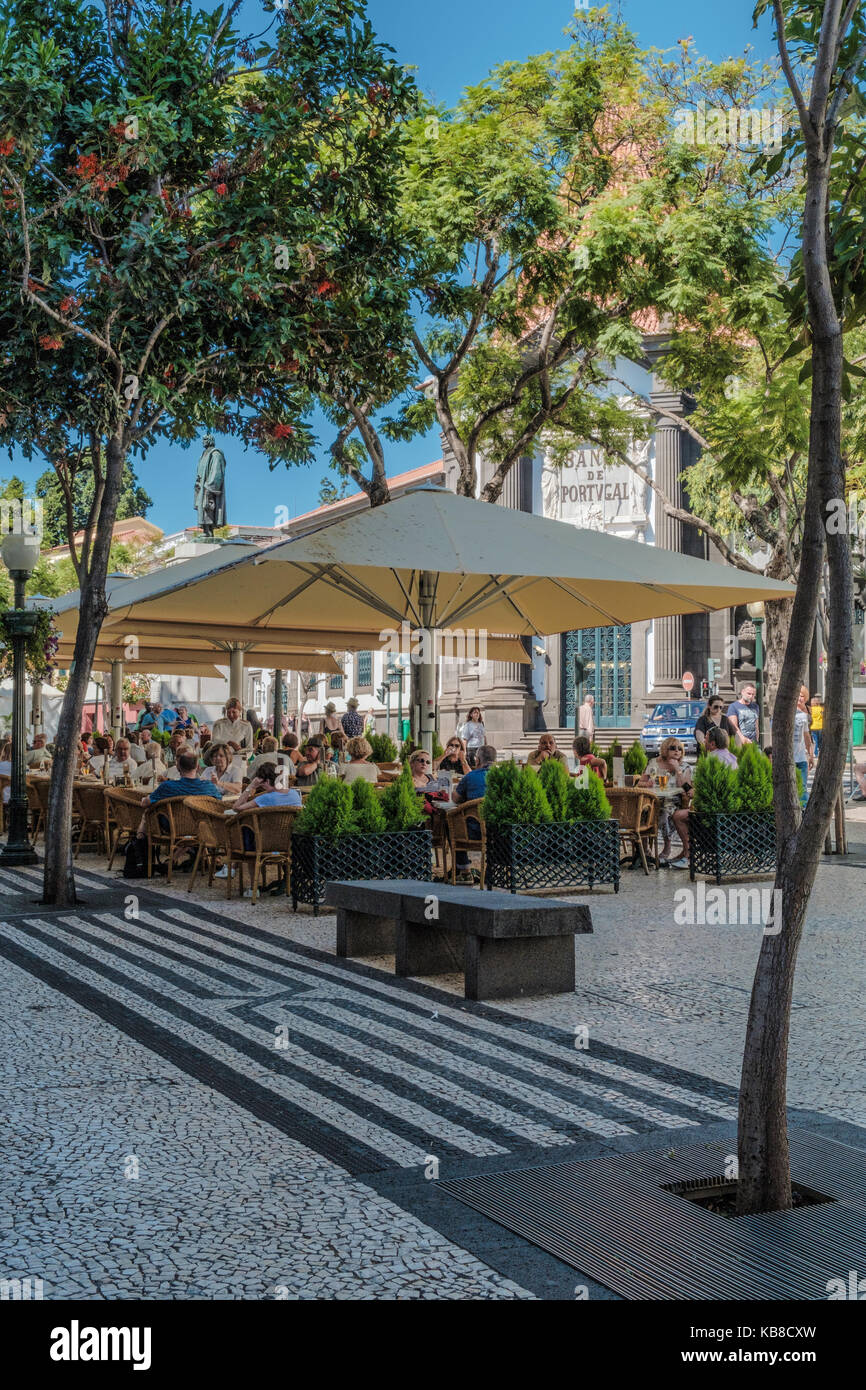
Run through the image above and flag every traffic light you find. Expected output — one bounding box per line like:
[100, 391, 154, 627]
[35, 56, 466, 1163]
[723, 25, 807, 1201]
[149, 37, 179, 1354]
[707, 658, 718, 684]
[377, 683, 388, 704]
[700, 679, 710, 699]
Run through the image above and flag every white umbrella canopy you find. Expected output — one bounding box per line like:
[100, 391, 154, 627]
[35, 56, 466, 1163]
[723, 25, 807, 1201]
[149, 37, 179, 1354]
[85, 484, 794, 637]
[0, 679, 65, 739]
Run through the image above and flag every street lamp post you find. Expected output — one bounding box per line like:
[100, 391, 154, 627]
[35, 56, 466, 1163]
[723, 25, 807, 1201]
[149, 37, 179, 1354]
[1, 528, 42, 866]
[747, 601, 766, 748]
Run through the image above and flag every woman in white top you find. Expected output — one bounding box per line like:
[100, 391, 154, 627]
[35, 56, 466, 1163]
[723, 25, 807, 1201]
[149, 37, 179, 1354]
[339, 736, 379, 783]
[459, 707, 486, 767]
[200, 742, 244, 794]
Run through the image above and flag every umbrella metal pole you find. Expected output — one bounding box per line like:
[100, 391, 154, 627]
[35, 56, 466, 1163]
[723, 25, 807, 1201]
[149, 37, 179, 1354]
[31, 676, 43, 738]
[418, 572, 437, 756]
[110, 659, 124, 741]
[1, 572, 39, 866]
[272, 669, 283, 738]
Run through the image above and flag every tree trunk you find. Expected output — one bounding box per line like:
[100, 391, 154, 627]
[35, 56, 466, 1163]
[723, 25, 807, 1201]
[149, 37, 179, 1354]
[737, 137, 853, 1211]
[762, 593, 795, 715]
[42, 433, 127, 906]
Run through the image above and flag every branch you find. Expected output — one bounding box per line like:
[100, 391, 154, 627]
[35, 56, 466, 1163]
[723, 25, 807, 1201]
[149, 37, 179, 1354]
[588, 436, 763, 574]
[772, 0, 814, 146]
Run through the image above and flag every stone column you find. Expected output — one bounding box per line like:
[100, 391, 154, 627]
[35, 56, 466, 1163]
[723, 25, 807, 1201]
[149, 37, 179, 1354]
[649, 385, 688, 698]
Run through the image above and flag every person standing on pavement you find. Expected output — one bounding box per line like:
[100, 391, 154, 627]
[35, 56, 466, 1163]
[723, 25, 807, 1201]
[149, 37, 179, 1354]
[695, 696, 742, 751]
[578, 693, 595, 745]
[809, 693, 824, 757]
[793, 691, 814, 806]
[726, 683, 759, 744]
[459, 707, 486, 768]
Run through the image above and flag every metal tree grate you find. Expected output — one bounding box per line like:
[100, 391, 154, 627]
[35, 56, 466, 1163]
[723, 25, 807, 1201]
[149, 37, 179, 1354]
[291, 828, 432, 911]
[689, 811, 777, 884]
[485, 820, 620, 894]
[440, 1132, 866, 1300]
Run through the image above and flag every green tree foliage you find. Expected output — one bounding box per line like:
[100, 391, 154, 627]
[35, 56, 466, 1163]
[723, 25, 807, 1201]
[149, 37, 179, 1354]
[33, 463, 152, 548]
[0, 0, 419, 902]
[536, 755, 572, 822]
[623, 740, 648, 776]
[295, 776, 355, 838]
[348, 777, 386, 834]
[480, 757, 521, 828]
[692, 753, 739, 815]
[735, 743, 774, 813]
[567, 769, 612, 821]
[379, 763, 426, 832]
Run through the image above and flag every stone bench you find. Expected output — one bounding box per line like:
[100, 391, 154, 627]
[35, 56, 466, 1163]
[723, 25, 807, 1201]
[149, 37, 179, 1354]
[324, 879, 593, 1000]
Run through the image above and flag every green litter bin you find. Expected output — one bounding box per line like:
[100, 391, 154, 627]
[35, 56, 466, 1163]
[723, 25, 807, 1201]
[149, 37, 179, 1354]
[853, 710, 865, 748]
[400, 717, 411, 741]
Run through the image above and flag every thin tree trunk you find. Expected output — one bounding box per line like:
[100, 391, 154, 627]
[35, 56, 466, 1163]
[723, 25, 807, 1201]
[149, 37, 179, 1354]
[42, 433, 127, 906]
[737, 128, 853, 1211]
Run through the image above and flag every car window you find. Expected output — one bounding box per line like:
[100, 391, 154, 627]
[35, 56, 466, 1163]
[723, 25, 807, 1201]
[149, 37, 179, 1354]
[647, 702, 702, 723]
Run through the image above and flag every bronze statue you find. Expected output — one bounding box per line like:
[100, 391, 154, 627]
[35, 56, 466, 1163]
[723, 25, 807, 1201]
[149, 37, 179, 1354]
[194, 435, 227, 537]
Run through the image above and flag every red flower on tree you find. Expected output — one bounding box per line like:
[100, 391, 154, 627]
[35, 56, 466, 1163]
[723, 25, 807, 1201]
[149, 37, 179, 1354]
[214, 182, 228, 196]
[0, 137, 16, 157]
[315, 279, 339, 297]
[38, 335, 63, 351]
[269, 422, 295, 440]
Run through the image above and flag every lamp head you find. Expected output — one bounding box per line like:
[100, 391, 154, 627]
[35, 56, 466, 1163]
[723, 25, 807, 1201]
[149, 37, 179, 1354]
[0, 527, 41, 578]
[746, 601, 766, 621]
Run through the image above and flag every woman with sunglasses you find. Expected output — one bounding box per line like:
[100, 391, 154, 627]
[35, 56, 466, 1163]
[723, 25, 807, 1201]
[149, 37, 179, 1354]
[408, 749, 449, 815]
[638, 737, 693, 867]
[694, 696, 742, 752]
[436, 735, 470, 777]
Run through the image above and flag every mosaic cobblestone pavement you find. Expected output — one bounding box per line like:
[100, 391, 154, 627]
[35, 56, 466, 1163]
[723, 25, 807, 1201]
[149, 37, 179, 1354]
[0, 861, 747, 1299]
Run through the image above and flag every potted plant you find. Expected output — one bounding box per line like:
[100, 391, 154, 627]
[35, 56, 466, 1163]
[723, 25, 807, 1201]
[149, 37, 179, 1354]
[623, 739, 648, 786]
[291, 766, 432, 911]
[484, 758, 619, 894]
[688, 744, 776, 883]
[367, 732, 398, 764]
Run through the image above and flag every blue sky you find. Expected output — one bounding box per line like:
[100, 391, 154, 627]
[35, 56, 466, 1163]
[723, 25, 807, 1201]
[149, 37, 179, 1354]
[4, 0, 774, 537]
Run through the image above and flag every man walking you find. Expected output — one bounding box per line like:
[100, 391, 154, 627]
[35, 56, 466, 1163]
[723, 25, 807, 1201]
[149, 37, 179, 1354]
[578, 693, 595, 743]
[727, 683, 760, 744]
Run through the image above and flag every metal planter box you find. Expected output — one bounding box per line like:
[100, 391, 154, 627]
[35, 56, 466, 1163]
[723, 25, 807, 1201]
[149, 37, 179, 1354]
[688, 811, 776, 884]
[291, 828, 433, 912]
[485, 820, 620, 894]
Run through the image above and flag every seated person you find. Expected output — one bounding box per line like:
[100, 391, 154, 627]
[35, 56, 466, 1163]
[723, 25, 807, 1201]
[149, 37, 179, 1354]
[126, 731, 148, 765]
[852, 758, 866, 802]
[408, 749, 449, 815]
[172, 704, 197, 734]
[294, 735, 326, 786]
[134, 741, 168, 785]
[101, 737, 139, 782]
[233, 762, 302, 811]
[0, 738, 11, 803]
[201, 742, 244, 794]
[451, 744, 497, 884]
[282, 732, 302, 766]
[248, 735, 291, 777]
[136, 750, 221, 857]
[526, 733, 568, 767]
[706, 725, 738, 768]
[88, 734, 116, 774]
[340, 736, 379, 783]
[638, 737, 693, 866]
[136, 702, 156, 732]
[164, 729, 190, 771]
[436, 736, 470, 776]
[572, 735, 606, 776]
[25, 733, 52, 768]
[328, 730, 350, 765]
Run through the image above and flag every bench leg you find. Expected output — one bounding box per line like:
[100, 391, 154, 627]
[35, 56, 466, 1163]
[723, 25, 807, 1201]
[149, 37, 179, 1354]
[464, 934, 575, 1001]
[395, 922, 465, 978]
[336, 908, 397, 959]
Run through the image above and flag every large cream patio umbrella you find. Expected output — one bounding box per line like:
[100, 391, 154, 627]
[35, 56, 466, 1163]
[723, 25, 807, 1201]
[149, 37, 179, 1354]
[67, 485, 795, 752]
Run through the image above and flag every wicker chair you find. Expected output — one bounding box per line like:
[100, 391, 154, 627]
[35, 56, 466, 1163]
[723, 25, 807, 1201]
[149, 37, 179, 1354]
[142, 795, 199, 882]
[25, 778, 45, 841]
[72, 782, 109, 857]
[229, 804, 299, 903]
[104, 787, 148, 871]
[445, 797, 486, 886]
[185, 796, 229, 894]
[606, 787, 657, 874]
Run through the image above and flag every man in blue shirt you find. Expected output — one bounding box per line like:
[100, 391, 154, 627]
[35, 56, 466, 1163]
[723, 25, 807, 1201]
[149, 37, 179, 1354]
[135, 752, 220, 866]
[155, 703, 178, 733]
[451, 744, 497, 883]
